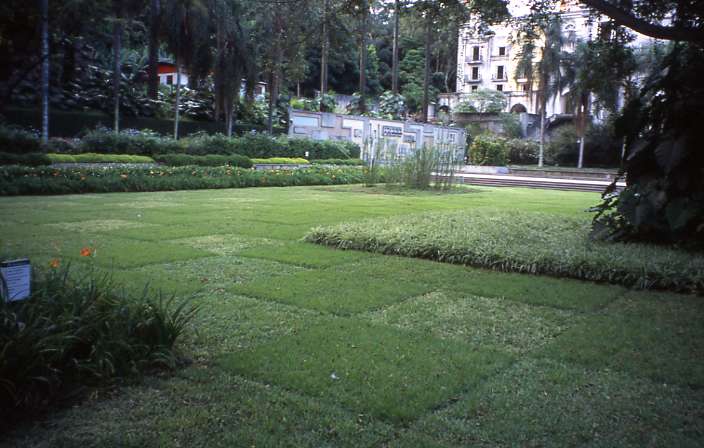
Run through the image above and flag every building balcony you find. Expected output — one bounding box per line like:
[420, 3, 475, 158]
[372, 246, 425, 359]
[464, 75, 482, 83]
[465, 55, 483, 64]
[491, 75, 508, 82]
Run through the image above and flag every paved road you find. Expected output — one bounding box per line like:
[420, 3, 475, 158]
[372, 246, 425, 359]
[451, 172, 625, 193]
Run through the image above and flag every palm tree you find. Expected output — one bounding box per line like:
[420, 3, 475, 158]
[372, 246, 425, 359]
[111, 0, 125, 133]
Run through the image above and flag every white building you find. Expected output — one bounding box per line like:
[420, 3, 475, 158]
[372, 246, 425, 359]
[441, 0, 658, 122]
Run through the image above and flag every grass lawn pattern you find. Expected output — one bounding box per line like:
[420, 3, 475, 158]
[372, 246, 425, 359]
[1, 185, 702, 447]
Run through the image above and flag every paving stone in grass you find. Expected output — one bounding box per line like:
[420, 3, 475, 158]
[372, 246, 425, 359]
[220, 318, 512, 423]
[366, 291, 577, 355]
[414, 358, 704, 447]
[231, 259, 434, 315]
[540, 290, 704, 388]
[237, 241, 369, 268]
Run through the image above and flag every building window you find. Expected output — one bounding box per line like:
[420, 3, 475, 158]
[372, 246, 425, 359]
[496, 66, 504, 79]
[472, 46, 480, 61]
[522, 84, 529, 92]
[497, 84, 503, 92]
[166, 75, 174, 85]
[498, 46, 506, 56]
[471, 85, 478, 91]
[471, 67, 479, 79]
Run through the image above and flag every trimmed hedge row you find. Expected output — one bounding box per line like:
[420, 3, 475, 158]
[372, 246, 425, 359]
[153, 153, 252, 168]
[251, 157, 309, 165]
[47, 153, 155, 164]
[0, 152, 51, 166]
[0, 165, 366, 196]
[311, 158, 365, 166]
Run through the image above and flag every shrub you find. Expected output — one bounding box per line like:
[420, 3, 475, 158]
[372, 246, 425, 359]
[42, 137, 80, 153]
[179, 132, 243, 155]
[0, 124, 41, 154]
[304, 209, 704, 293]
[79, 127, 180, 155]
[154, 153, 252, 168]
[506, 139, 539, 165]
[546, 124, 621, 167]
[469, 135, 508, 166]
[286, 138, 360, 160]
[311, 159, 364, 166]
[251, 157, 309, 165]
[0, 165, 366, 196]
[0, 152, 51, 166]
[47, 153, 155, 164]
[0, 265, 198, 422]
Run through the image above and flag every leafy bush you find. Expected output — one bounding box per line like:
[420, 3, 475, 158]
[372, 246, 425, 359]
[42, 137, 80, 153]
[285, 138, 360, 160]
[80, 127, 180, 156]
[47, 153, 155, 164]
[251, 157, 309, 165]
[0, 265, 198, 421]
[546, 124, 621, 167]
[0, 124, 41, 154]
[0, 165, 366, 196]
[0, 152, 51, 166]
[154, 153, 252, 168]
[311, 159, 364, 166]
[378, 91, 406, 120]
[455, 89, 507, 114]
[506, 139, 539, 165]
[305, 209, 704, 293]
[469, 135, 508, 166]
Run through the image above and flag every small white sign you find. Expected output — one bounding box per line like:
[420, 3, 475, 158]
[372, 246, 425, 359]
[1, 259, 31, 302]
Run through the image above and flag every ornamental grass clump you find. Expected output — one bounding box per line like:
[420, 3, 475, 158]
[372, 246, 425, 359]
[0, 262, 199, 424]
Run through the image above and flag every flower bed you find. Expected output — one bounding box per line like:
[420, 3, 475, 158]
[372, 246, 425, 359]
[0, 165, 365, 195]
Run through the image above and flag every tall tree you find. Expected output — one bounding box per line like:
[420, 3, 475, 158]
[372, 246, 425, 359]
[391, 0, 400, 95]
[147, 0, 160, 100]
[320, 0, 330, 97]
[39, 0, 49, 143]
[111, 0, 125, 133]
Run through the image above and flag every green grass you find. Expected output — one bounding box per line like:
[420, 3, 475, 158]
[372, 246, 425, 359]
[1, 185, 702, 447]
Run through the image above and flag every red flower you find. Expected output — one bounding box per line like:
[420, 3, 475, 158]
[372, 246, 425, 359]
[49, 258, 60, 268]
[80, 247, 93, 257]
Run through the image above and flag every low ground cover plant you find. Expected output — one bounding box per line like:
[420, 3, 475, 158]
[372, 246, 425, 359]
[0, 263, 198, 426]
[153, 153, 252, 168]
[47, 153, 155, 164]
[305, 209, 704, 293]
[0, 165, 365, 195]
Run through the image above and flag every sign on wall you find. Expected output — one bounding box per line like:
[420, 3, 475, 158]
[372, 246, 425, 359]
[1, 259, 31, 302]
[382, 126, 403, 137]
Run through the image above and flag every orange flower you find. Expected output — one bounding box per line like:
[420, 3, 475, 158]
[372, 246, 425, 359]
[49, 258, 60, 268]
[80, 247, 93, 257]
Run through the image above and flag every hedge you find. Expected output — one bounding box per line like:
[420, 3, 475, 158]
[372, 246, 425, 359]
[47, 153, 155, 164]
[0, 165, 366, 196]
[251, 157, 309, 165]
[311, 158, 365, 166]
[0, 152, 51, 166]
[153, 153, 252, 168]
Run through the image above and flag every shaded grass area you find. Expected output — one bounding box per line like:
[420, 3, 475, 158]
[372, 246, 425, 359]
[305, 209, 704, 293]
[1, 185, 702, 447]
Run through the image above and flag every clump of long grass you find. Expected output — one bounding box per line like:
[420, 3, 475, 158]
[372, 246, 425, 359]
[0, 264, 199, 423]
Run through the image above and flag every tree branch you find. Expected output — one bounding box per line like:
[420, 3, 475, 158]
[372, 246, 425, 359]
[580, 0, 704, 42]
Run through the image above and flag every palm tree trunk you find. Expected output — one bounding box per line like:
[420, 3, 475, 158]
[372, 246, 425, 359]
[112, 1, 123, 134]
[174, 56, 181, 139]
[267, 11, 283, 134]
[577, 136, 585, 168]
[320, 0, 329, 97]
[358, 3, 368, 114]
[538, 111, 545, 167]
[40, 0, 50, 143]
[391, 0, 400, 95]
[147, 0, 160, 100]
[421, 16, 432, 122]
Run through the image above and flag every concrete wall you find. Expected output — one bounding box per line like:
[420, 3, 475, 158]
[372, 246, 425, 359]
[288, 109, 466, 161]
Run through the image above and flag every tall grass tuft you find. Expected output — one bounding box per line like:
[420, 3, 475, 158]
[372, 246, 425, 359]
[0, 265, 199, 424]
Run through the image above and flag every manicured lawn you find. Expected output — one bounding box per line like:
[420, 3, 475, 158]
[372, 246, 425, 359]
[1, 185, 702, 447]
